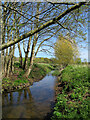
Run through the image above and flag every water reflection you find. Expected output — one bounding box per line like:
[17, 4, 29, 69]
[2, 88, 34, 107]
[2, 72, 57, 119]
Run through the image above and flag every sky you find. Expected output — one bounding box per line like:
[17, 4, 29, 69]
[12, 2, 89, 62]
[14, 35, 88, 62]
[36, 43, 88, 62]
[79, 48, 88, 62]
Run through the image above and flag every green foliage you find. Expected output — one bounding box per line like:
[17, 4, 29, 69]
[34, 57, 55, 64]
[18, 70, 25, 78]
[29, 63, 54, 79]
[52, 70, 60, 76]
[14, 79, 28, 84]
[54, 34, 79, 66]
[2, 71, 28, 90]
[52, 65, 89, 119]
[75, 57, 82, 64]
[2, 62, 54, 92]
[14, 62, 21, 68]
[3, 78, 11, 83]
[52, 95, 89, 119]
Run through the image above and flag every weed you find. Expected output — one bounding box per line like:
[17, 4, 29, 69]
[51, 65, 89, 119]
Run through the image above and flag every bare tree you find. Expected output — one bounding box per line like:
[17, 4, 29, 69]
[0, 2, 88, 77]
[0, 2, 87, 50]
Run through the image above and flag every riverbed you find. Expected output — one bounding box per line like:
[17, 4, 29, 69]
[2, 71, 57, 119]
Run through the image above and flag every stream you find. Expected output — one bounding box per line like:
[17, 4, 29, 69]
[2, 71, 57, 119]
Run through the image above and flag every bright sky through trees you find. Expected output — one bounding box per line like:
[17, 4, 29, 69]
[14, 36, 88, 62]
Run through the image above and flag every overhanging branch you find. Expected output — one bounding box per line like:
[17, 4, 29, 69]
[56, 20, 70, 31]
[0, 2, 86, 50]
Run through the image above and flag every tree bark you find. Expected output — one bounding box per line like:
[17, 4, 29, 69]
[11, 45, 15, 74]
[18, 42, 23, 67]
[23, 36, 32, 70]
[2, 2, 7, 75]
[24, 3, 39, 77]
[6, 47, 12, 77]
[24, 40, 36, 77]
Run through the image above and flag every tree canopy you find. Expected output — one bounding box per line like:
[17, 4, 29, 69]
[54, 34, 79, 66]
[0, 2, 88, 50]
[0, 1, 88, 77]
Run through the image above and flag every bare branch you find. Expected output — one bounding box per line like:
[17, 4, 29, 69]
[56, 20, 70, 31]
[48, 2, 76, 5]
[35, 28, 61, 56]
[0, 2, 86, 50]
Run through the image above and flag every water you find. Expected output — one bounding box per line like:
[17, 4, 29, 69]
[2, 72, 57, 119]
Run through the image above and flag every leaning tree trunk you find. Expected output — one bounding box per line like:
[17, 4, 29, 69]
[11, 11, 16, 74]
[24, 40, 36, 77]
[24, 3, 39, 77]
[5, 11, 16, 77]
[4, 12, 11, 75]
[23, 36, 32, 70]
[23, 3, 33, 70]
[2, 2, 7, 76]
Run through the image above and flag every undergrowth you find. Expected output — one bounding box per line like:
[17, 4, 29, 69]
[52, 70, 60, 76]
[2, 62, 54, 92]
[52, 65, 90, 120]
[29, 63, 54, 79]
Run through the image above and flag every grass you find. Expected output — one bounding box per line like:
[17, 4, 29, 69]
[2, 62, 54, 92]
[29, 63, 54, 79]
[52, 70, 60, 76]
[13, 79, 28, 85]
[51, 65, 89, 120]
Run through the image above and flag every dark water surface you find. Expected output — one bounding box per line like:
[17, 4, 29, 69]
[2, 72, 57, 119]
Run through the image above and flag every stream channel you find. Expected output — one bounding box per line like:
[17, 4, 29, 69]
[2, 71, 57, 119]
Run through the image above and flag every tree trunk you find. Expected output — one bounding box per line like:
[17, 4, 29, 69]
[16, 26, 23, 68]
[11, 11, 16, 74]
[11, 45, 15, 74]
[4, 13, 10, 75]
[6, 47, 12, 77]
[2, 2, 7, 75]
[18, 42, 23, 67]
[24, 41, 36, 77]
[23, 36, 32, 70]
[24, 3, 39, 77]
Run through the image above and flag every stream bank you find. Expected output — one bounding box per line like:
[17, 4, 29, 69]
[2, 63, 54, 93]
[51, 65, 89, 120]
[2, 71, 57, 119]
